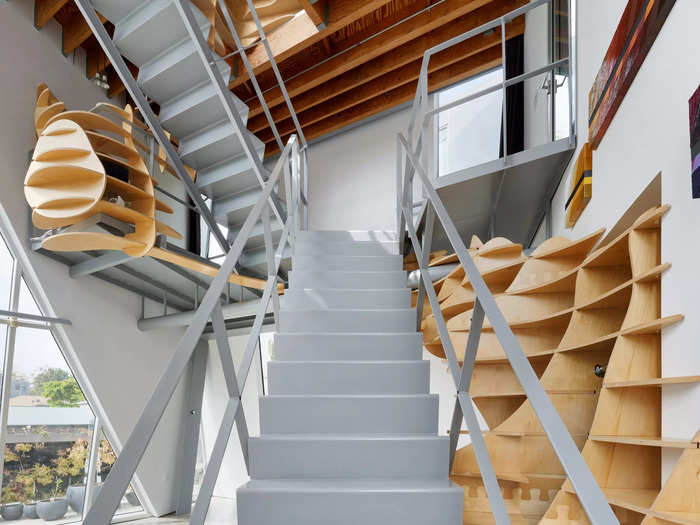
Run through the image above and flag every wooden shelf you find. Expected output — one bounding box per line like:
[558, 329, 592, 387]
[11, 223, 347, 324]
[652, 509, 700, 525]
[590, 435, 700, 449]
[474, 348, 556, 364]
[476, 243, 523, 257]
[575, 263, 670, 311]
[472, 389, 594, 400]
[502, 307, 574, 330]
[605, 376, 700, 389]
[105, 176, 150, 201]
[460, 256, 528, 287]
[506, 266, 578, 295]
[621, 315, 684, 335]
[531, 228, 605, 259]
[562, 486, 658, 515]
[557, 331, 618, 354]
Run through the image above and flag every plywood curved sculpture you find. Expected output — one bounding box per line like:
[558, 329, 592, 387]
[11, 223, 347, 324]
[412, 204, 692, 524]
[27, 84, 276, 292]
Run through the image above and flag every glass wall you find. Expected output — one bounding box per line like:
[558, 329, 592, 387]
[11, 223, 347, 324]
[436, 68, 504, 176]
[0, 221, 143, 523]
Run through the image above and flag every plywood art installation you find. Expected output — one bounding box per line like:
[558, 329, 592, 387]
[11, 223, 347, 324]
[27, 84, 278, 292]
[588, 0, 676, 149]
[411, 202, 691, 524]
[689, 84, 700, 198]
[565, 143, 592, 228]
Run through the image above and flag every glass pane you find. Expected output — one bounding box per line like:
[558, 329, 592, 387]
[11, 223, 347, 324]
[18, 277, 42, 317]
[437, 68, 504, 176]
[3, 327, 96, 524]
[96, 430, 142, 517]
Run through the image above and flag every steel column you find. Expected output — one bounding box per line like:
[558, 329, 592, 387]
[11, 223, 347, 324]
[72, 0, 229, 254]
[70, 252, 133, 277]
[0, 262, 22, 492]
[83, 417, 102, 520]
[174, 340, 209, 515]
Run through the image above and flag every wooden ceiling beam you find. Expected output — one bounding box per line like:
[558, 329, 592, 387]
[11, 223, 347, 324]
[298, 0, 327, 26]
[35, 0, 70, 29]
[263, 45, 503, 157]
[247, 9, 526, 135]
[62, 11, 106, 55]
[254, 26, 524, 144]
[242, 0, 525, 121]
[86, 45, 109, 79]
[230, 0, 397, 89]
[107, 61, 139, 99]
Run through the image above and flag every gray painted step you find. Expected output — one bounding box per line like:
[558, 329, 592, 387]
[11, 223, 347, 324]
[237, 479, 463, 525]
[138, 39, 231, 103]
[274, 333, 423, 361]
[294, 240, 399, 256]
[267, 361, 429, 395]
[249, 435, 450, 479]
[281, 288, 411, 310]
[292, 254, 402, 271]
[88, 0, 144, 24]
[179, 119, 265, 170]
[196, 154, 260, 201]
[213, 186, 263, 226]
[296, 230, 397, 242]
[279, 309, 415, 333]
[159, 81, 249, 139]
[289, 270, 406, 290]
[259, 395, 438, 434]
[113, 1, 209, 67]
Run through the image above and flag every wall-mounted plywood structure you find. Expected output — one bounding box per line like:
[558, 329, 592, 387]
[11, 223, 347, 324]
[27, 84, 277, 292]
[412, 203, 691, 524]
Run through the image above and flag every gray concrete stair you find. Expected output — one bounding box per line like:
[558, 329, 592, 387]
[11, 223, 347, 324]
[288, 270, 407, 289]
[248, 435, 450, 479]
[279, 308, 415, 333]
[267, 361, 430, 395]
[294, 239, 400, 256]
[237, 479, 463, 525]
[274, 333, 424, 361]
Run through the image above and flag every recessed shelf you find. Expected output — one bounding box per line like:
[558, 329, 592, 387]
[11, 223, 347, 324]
[506, 266, 578, 295]
[562, 486, 658, 515]
[590, 435, 699, 449]
[604, 376, 700, 389]
[472, 389, 594, 400]
[474, 348, 556, 364]
[621, 315, 684, 335]
[531, 228, 605, 259]
[576, 263, 670, 311]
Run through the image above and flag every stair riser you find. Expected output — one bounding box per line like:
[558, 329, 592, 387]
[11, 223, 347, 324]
[289, 271, 407, 290]
[268, 361, 430, 395]
[292, 254, 402, 271]
[282, 289, 411, 310]
[279, 309, 415, 333]
[296, 231, 397, 242]
[274, 334, 423, 361]
[259, 395, 438, 434]
[294, 241, 399, 256]
[249, 437, 450, 479]
[237, 486, 463, 525]
[114, 2, 209, 67]
[88, 0, 143, 24]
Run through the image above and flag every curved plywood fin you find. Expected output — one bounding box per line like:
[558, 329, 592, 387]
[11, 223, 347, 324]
[26, 120, 105, 227]
[156, 221, 183, 240]
[41, 232, 145, 252]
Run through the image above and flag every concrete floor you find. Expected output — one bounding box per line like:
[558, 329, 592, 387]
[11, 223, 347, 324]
[133, 498, 237, 525]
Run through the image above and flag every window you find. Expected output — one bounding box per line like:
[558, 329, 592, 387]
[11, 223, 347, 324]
[0, 209, 143, 523]
[436, 68, 504, 176]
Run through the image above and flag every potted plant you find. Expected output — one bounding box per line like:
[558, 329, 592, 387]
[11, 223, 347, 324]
[98, 439, 115, 482]
[23, 464, 53, 519]
[56, 440, 89, 513]
[0, 481, 26, 521]
[36, 478, 67, 521]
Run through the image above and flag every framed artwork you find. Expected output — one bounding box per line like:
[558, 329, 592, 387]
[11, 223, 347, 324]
[588, 0, 676, 149]
[690, 85, 700, 198]
[565, 143, 592, 227]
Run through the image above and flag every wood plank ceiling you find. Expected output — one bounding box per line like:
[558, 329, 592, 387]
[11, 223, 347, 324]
[34, 0, 527, 157]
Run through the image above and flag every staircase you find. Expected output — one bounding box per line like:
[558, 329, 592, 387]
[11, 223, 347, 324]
[87, 0, 279, 273]
[237, 230, 463, 524]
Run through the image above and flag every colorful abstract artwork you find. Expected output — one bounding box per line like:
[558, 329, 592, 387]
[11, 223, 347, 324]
[690, 85, 700, 198]
[565, 142, 592, 227]
[588, 0, 676, 149]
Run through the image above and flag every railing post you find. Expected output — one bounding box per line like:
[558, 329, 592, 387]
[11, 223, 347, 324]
[415, 203, 435, 330]
[500, 16, 508, 162]
[263, 204, 281, 332]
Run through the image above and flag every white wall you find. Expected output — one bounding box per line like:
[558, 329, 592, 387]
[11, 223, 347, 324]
[0, 2, 191, 515]
[306, 107, 412, 232]
[545, 0, 700, 480]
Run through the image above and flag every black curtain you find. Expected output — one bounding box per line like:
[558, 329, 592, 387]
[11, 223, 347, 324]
[187, 197, 201, 255]
[500, 34, 525, 157]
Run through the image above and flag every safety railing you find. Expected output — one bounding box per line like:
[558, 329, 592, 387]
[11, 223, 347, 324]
[81, 133, 304, 525]
[397, 2, 617, 524]
[402, 0, 574, 210]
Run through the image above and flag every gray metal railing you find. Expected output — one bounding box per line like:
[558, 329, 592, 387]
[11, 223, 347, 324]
[81, 133, 304, 525]
[397, 2, 617, 524]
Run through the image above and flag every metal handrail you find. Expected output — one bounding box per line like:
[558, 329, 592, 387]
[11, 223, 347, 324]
[82, 134, 305, 525]
[397, 128, 616, 524]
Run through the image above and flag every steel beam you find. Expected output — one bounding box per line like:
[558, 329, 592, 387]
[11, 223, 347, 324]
[399, 133, 618, 525]
[72, 0, 229, 254]
[174, 340, 208, 516]
[70, 252, 133, 277]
